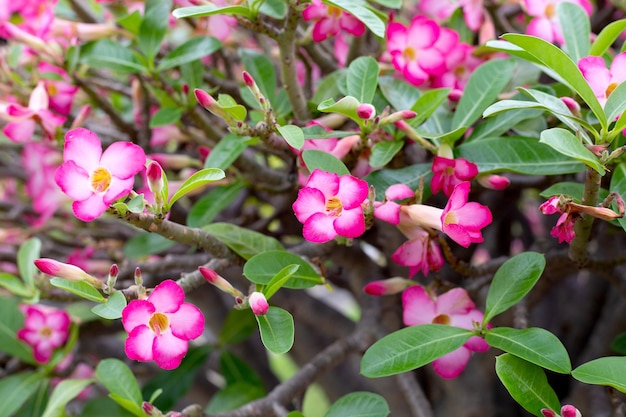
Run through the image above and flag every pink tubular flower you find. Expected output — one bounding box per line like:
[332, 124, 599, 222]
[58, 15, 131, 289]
[292, 169, 369, 242]
[364, 277, 413, 296]
[578, 52, 626, 108]
[393, 222, 444, 278]
[539, 196, 577, 243]
[386, 16, 447, 86]
[17, 304, 71, 364]
[431, 156, 478, 197]
[35, 258, 105, 289]
[55, 128, 146, 222]
[523, 0, 592, 44]
[402, 286, 488, 378]
[122, 280, 204, 370]
[374, 183, 415, 225]
[302, 0, 365, 42]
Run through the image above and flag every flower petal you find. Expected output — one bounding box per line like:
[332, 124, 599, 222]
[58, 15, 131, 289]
[149, 280, 184, 313]
[432, 347, 471, 379]
[103, 176, 134, 205]
[305, 169, 339, 199]
[303, 212, 337, 242]
[436, 287, 475, 316]
[168, 303, 205, 340]
[3, 120, 36, 143]
[293, 187, 327, 223]
[153, 331, 188, 370]
[101, 141, 147, 179]
[122, 299, 154, 332]
[125, 325, 155, 362]
[64, 128, 102, 173]
[385, 183, 414, 201]
[402, 286, 436, 326]
[334, 206, 365, 238]
[72, 194, 109, 222]
[46, 310, 71, 331]
[55, 160, 93, 201]
[336, 175, 368, 209]
[374, 201, 401, 225]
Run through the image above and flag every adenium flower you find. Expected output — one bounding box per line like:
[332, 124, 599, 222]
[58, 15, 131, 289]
[417, 0, 484, 31]
[364, 277, 414, 296]
[523, 0, 592, 44]
[302, 0, 365, 42]
[34, 258, 106, 289]
[402, 286, 489, 378]
[539, 196, 577, 243]
[248, 292, 269, 316]
[55, 128, 146, 222]
[373, 183, 415, 225]
[292, 169, 369, 242]
[122, 280, 204, 370]
[22, 142, 65, 225]
[17, 304, 71, 364]
[393, 220, 444, 278]
[578, 52, 626, 108]
[431, 156, 479, 197]
[541, 404, 582, 417]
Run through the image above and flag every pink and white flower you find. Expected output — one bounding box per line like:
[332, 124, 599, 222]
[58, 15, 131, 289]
[302, 0, 366, 42]
[248, 292, 269, 316]
[417, 0, 484, 31]
[402, 285, 488, 378]
[578, 52, 626, 108]
[17, 304, 71, 364]
[431, 156, 479, 197]
[539, 196, 576, 243]
[393, 221, 444, 278]
[38, 62, 79, 116]
[373, 183, 414, 225]
[122, 280, 205, 370]
[55, 128, 146, 222]
[523, 0, 592, 44]
[542, 404, 582, 417]
[292, 169, 369, 242]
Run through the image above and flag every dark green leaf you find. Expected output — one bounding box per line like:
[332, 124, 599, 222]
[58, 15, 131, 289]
[219, 309, 258, 345]
[123, 232, 176, 259]
[219, 350, 263, 386]
[346, 56, 379, 104]
[0, 372, 46, 417]
[157, 36, 222, 71]
[117, 10, 142, 35]
[540, 128, 605, 174]
[95, 359, 143, 416]
[206, 382, 265, 413]
[572, 357, 626, 392]
[302, 149, 350, 176]
[311, 70, 347, 107]
[50, 278, 106, 303]
[256, 306, 295, 354]
[240, 49, 276, 104]
[187, 181, 246, 227]
[610, 162, 626, 232]
[540, 182, 609, 204]
[138, 0, 172, 63]
[0, 297, 36, 363]
[611, 333, 626, 355]
[244, 251, 323, 289]
[82, 397, 137, 417]
[324, 392, 390, 417]
[470, 108, 544, 141]
[558, 2, 590, 62]
[203, 223, 284, 260]
[91, 291, 127, 320]
[16, 378, 49, 417]
[377, 76, 421, 112]
[409, 88, 451, 127]
[364, 163, 431, 201]
[369, 141, 403, 168]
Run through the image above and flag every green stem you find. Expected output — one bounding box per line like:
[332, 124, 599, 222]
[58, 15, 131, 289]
[568, 167, 602, 264]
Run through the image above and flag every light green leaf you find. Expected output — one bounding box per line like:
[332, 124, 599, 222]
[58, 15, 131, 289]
[0, 272, 34, 298]
[495, 354, 560, 416]
[360, 324, 472, 377]
[81, 398, 138, 417]
[324, 392, 390, 417]
[91, 291, 127, 320]
[216, 94, 248, 121]
[203, 223, 284, 260]
[370, 0, 400, 8]
[558, 2, 590, 62]
[18, 237, 41, 289]
[80, 39, 146, 73]
[263, 264, 300, 300]
[610, 162, 626, 232]
[302, 149, 350, 176]
[117, 10, 142, 35]
[259, 0, 287, 18]
[324, 0, 385, 38]
[451, 59, 515, 131]
[203, 133, 250, 170]
[590, 19, 626, 56]
[50, 278, 106, 303]
[484, 252, 545, 324]
[311, 70, 347, 107]
[318, 96, 360, 122]
[149, 107, 183, 128]
[604, 80, 626, 128]
[346, 56, 379, 104]
[369, 141, 403, 168]
[172, 3, 251, 19]
[540, 182, 609, 204]
[540, 128, 605, 174]
[244, 251, 323, 289]
[0, 372, 46, 417]
[572, 356, 626, 392]
[41, 379, 94, 417]
[486, 327, 571, 374]
[187, 181, 246, 227]
[277, 124, 305, 150]
[138, 0, 172, 64]
[96, 359, 144, 416]
[167, 168, 225, 208]
[157, 36, 222, 71]
[256, 306, 294, 354]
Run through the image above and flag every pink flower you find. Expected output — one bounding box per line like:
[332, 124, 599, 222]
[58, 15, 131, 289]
[122, 280, 204, 370]
[22, 142, 65, 225]
[55, 128, 146, 222]
[429, 42, 485, 95]
[392, 222, 444, 278]
[542, 405, 582, 417]
[35, 258, 105, 289]
[578, 52, 626, 108]
[302, 0, 365, 42]
[539, 196, 577, 243]
[293, 169, 369, 242]
[417, 0, 484, 31]
[523, 0, 592, 44]
[17, 304, 71, 364]
[248, 292, 269, 316]
[38, 62, 79, 116]
[386, 16, 447, 86]
[373, 183, 415, 225]
[402, 286, 488, 378]
[431, 156, 478, 197]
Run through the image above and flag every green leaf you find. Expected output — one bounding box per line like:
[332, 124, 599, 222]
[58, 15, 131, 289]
[324, 392, 390, 417]
[256, 306, 295, 354]
[16, 378, 50, 417]
[0, 273, 35, 298]
[158, 36, 222, 71]
[259, 0, 287, 18]
[470, 108, 544, 141]
[50, 278, 106, 303]
[18, 237, 41, 289]
[203, 223, 284, 260]
[451, 59, 515, 131]
[41, 379, 94, 417]
[360, 324, 473, 377]
[240, 49, 276, 104]
[138, 0, 172, 64]
[484, 252, 545, 324]
[219, 309, 258, 345]
[364, 163, 431, 201]
[117, 10, 142, 35]
[187, 181, 246, 227]
[82, 397, 137, 417]
[168, 168, 226, 208]
[501, 33, 606, 130]
[244, 251, 323, 289]
[369, 141, 403, 168]
[91, 291, 127, 320]
[123, 232, 176, 259]
[370, 0, 400, 8]
[318, 96, 361, 122]
[80, 39, 146, 73]
[590, 19, 626, 56]
[206, 382, 265, 413]
[540, 128, 605, 174]
[324, 0, 385, 38]
[558, 2, 590, 62]
[486, 327, 571, 374]
[149, 107, 183, 128]
[217, 94, 248, 121]
[96, 359, 143, 416]
[495, 354, 560, 416]
[457, 136, 585, 175]
[172, 3, 251, 19]
[203, 133, 250, 170]
[409, 88, 451, 127]
[610, 162, 626, 232]
[377, 76, 421, 113]
[311, 70, 347, 107]
[0, 372, 45, 417]
[605, 79, 626, 128]
[611, 333, 626, 355]
[541, 181, 609, 204]
[220, 350, 264, 386]
[263, 264, 300, 300]
[276, 124, 305, 150]
[573, 356, 626, 392]
[0, 297, 36, 363]
[302, 149, 350, 176]
[346, 56, 379, 104]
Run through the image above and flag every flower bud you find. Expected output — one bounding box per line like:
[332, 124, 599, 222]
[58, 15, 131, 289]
[242, 71, 255, 87]
[380, 110, 417, 125]
[364, 277, 413, 296]
[477, 174, 510, 190]
[146, 161, 164, 195]
[199, 267, 245, 298]
[106, 264, 118, 292]
[28, 81, 49, 112]
[34, 258, 105, 289]
[560, 97, 581, 118]
[356, 103, 376, 120]
[248, 291, 269, 315]
[541, 409, 556, 417]
[560, 405, 582, 417]
[134, 267, 143, 287]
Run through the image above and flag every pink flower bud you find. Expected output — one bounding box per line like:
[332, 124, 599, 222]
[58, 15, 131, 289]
[242, 71, 255, 87]
[194, 88, 217, 109]
[146, 161, 164, 195]
[560, 97, 581, 116]
[364, 277, 412, 296]
[249, 291, 269, 315]
[109, 264, 119, 279]
[182, 83, 189, 95]
[356, 103, 376, 120]
[142, 402, 155, 416]
[199, 267, 244, 298]
[541, 409, 557, 417]
[560, 405, 581, 417]
[477, 174, 510, 190]
[34, 258, 104, 289]
[134, 267, 143, 286]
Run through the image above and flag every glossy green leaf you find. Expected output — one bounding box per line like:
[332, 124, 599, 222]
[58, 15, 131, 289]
[149, 107, 183, 128]
[604, 80, 626, 127]
[91, 291, 127, 320]
[157, 36, 222, 71]
[259, 0, 287, 18]
[203, 133, 250, 170]
[0, 296, 36, 363]
[187, 181, 246, 228]
[263, 264, 300, 300]
[41, 379, 94, 417]
[219, 308, 258, 345]
[470, 108, 544, 141]
[240, 49, 276, 103]
[0, 372, 45, 417]
[117, 10, 142, 35]
[138, 0, 171, 63]
[324, 392, 390, 417]
[451, 59, 515, 131]
[484, 252, 545, 324]
[302, 149, 350, 176]
[96, 359, 143, 416]
[17, 378, 50, 417]
[311, 69, 347, 106]
[217, 94, 247, 121]
[540, 128, 605, 174]
[369, 140, 403, 168]
[360, 324, 472, 377]
[80, 39, 146, 73]
[168, 168, 225, 208]
[486, 327, 571, 374]
[172, 3, 251, 19]
[378, 76, 421, 113]
[346, 56, 379, 104]
[590, 19, 626, 56]
[610, 162, 626, 232]
[256, 306, 294, 354]
[558, 2, 590, 62]
[50, 278, 106, 303]
[244, 251, 323, 289]
[206, 382, 265, 413]
[457, 136, 585, 175]
[324, 0, 385, 38]
[123, 232, 176, 258]
[277, 124, 305, 150]
[203, 222, 284, 260]
[17, 237, 40, 289]
[495, 354, 560, 416]
[409, 88, 451, 127]
[318, 96, 360, 122]
[0, 272, 34, 298]
[573, 356, 626, 392]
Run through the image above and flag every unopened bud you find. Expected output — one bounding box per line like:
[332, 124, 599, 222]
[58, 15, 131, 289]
[364, 277, 413, 296]
[477, 174, 510, 190]
[540, 409, 556, 417]
[34, 258, 105, 289]
[146, 161, 164, 195]
[182, 83, 189, 95]
[561, 97, 581, 117]
[356, 103, 376, 120]
[248, 291, 269, 315]
[242, 71, 255, 87]
[380, 110, 417, 125]
[560, 405, 582, 417]
[134, 267, 143, 287]
[106, 264, 118, 292]
[199, 267, 245, 298]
